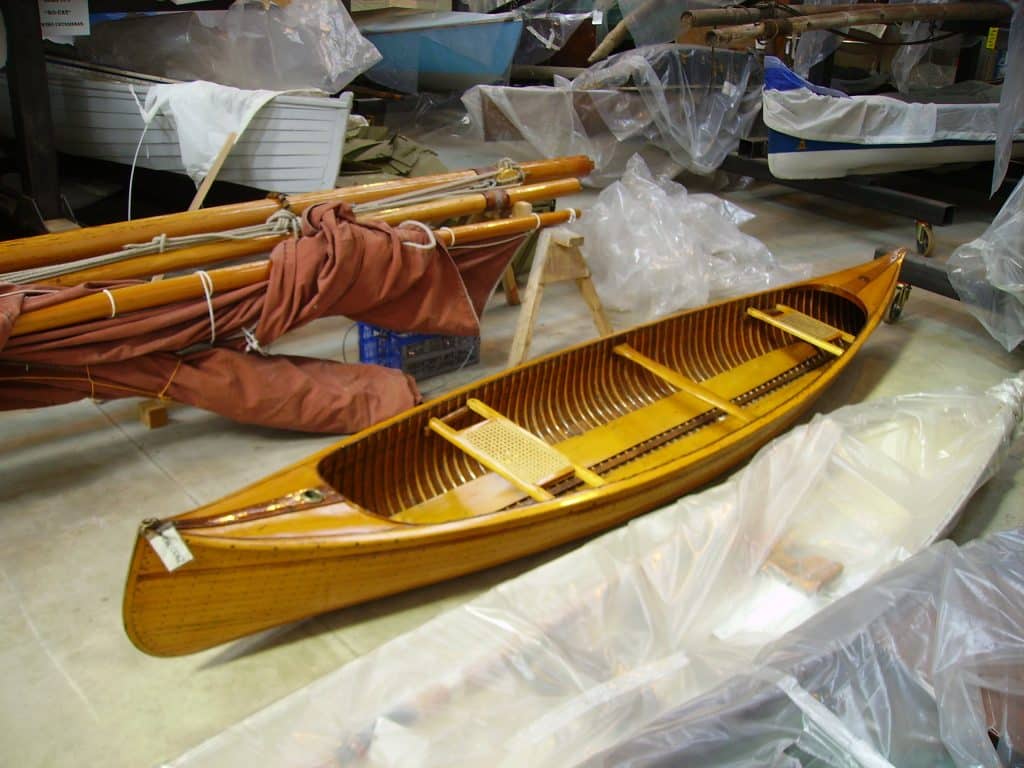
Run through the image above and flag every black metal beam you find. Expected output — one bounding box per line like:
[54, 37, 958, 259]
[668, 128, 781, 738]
[722, 155, 956, 226]
[2, 1, 62, 221]
[875, 247, 958, 300]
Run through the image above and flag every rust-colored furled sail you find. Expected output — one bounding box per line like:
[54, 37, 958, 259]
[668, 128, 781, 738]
[123, 252, 905, 656]
[0, 203, 529, 432]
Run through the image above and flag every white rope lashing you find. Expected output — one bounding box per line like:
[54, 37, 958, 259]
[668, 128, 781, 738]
[397, 220, 437, 250]
[102, 288, 118, 318]
[196, 270, 216, 344]
[436, 226, 456, 247]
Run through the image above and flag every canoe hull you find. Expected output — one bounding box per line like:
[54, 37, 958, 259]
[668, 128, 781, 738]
[125, 400, 811, 656]
[124, 254, 904, 656]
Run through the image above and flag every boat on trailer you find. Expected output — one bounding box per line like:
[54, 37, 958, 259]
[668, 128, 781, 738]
[124, 253, 904, 657]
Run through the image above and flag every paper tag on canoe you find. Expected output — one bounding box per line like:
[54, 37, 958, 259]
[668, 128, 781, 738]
[144, 523, 194, 572]
[591, 10, 603, 25]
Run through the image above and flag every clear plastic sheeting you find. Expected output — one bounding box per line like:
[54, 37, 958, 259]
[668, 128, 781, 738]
[166, 374, 1024, 768]
[584, 525, 1024, 768]
[68, 1, 380, 93]
[463, 44, 762, 184]
[577, 154, 807, 321]
[948, 175, 1024, 351]
[515, 11, 591, 65]
[792, 0, 844, 78]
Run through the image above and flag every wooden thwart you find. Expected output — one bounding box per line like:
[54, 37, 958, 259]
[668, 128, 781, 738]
[746, 304, 853, 357]
[429, 398, 603, 502]
[613, 344, 750, 422]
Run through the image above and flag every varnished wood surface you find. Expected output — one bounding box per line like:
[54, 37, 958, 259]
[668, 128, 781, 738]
[0, 155, 595, 273]
[123, 254, 903, 656]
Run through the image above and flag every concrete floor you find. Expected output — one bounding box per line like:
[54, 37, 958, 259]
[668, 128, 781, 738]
[1, 162, 1023, 766]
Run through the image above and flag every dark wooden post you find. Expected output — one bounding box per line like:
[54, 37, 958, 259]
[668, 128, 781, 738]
[2, 1, 63, 221]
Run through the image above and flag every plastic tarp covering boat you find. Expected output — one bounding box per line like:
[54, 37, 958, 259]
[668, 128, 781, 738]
[69, 0, 381, 93]
[0, 203, 523, 433]
[949, 175, 1024, 352]
[164, 373, 1024, 767]
[463, 45, 762, 185]
[763, 57, 1024, 180]
[584, 525, 1024, 767]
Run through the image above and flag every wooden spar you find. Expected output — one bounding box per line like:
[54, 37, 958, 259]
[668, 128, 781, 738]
[362, 178, 581, 228]
[0, 155, 595, 273]
[707, 1, 1011, 44]
[588, 0, 664, 63]
[678, 4, 889, 34]
[10, 208, 582, 337]
[41, 178, 583, 286]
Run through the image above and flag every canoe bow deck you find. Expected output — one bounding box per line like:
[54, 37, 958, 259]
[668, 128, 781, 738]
[124, 254, 904, 656]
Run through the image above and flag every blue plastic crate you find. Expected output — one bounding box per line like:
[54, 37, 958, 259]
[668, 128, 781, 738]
[357, 323, 480, 381]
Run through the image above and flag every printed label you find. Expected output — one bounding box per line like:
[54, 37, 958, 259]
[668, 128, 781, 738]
[38, 0, 90, 37]
[145, 524, 194, 572]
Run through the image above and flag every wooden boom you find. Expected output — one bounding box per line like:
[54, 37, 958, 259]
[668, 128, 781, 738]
[10, 209, 582, 337]
[707, 1, 1011, 44]
[26, 177, 581, 286]
[0, 155, 594, 273]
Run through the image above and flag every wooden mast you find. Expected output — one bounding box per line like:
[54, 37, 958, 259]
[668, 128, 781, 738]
[22, 177, 583, 285]
[706, 1, 1011, 44]
[10, 209, 582, 337]
[0, 155, 594, 273]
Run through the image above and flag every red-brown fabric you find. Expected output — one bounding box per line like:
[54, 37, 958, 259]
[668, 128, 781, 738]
[0, 203, 525, 433]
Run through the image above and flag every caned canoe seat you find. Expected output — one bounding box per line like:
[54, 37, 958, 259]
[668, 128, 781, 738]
[746, 304, 854, 357]
[429, 398, 604, 502]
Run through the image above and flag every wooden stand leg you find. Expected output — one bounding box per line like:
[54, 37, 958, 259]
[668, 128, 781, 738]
[502, 264, 521, 306]
[507, 229, 613, 368]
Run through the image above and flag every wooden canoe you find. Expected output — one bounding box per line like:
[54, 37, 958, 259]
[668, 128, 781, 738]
[124, 253, 904, 656]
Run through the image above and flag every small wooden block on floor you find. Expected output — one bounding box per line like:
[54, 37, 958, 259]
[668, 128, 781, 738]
[138, 399, 169, 429]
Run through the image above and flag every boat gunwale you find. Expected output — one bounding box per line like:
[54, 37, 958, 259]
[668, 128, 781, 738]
[165, 255, 903, 553]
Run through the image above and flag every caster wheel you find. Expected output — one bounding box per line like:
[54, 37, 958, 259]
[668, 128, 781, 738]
[915, 221, 934, 257]
[885, 283, 912, 324]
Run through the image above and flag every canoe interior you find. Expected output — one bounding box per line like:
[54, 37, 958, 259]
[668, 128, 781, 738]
[318, 285, 866, 520]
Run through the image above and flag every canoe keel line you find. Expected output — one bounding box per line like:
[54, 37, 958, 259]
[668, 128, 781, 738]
[124, 253, 904, 656]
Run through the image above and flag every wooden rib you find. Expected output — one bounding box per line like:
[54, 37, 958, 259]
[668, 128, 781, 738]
[10, 209, 582, 337]
[613, 343, 750, 423]
[746, 307, 846, 357]
[0, 155, 595, 273]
